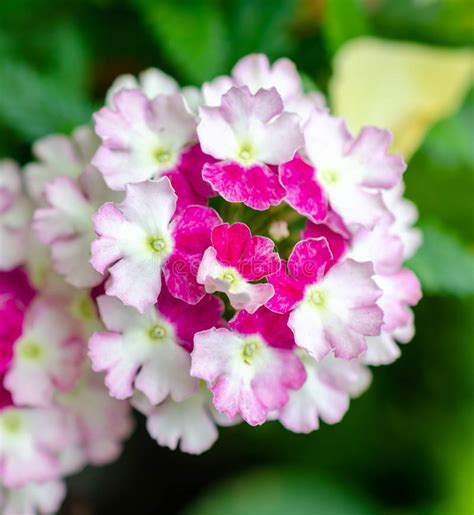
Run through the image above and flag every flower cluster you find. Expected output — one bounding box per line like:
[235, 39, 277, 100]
[0, 54, 421, 512]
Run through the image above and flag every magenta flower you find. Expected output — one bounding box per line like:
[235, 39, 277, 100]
[266, 238, 383, 360]
[197, 222, 280, 313]
[91, 177, 222, 311]
[89, 285, 223, 403]
[197, 86, 303, 210]
[191, 308, 306, 426]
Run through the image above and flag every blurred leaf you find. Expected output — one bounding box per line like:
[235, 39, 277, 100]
[404, 89, 474, 242]
[182, 468, 378, 515]
[407, 222, 474, 297]
[134, 0, 230, 84]
[300, 71, 320, 93]
[48, 23, 90, 94]
[330, 38, 473, 159]
[0, 59, 93, 140]
[227, 0, 298, 62]
[322, 0, 369, 55]
[369, 0, 474, 47]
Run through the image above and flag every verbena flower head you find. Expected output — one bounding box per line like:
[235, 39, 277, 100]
[0, 53, 422, 511]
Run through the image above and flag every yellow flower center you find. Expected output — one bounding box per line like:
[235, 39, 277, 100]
[241, 338, 261, 365]
[153, 147, 174, 167]
[306, 287, 327, 310]
[18, 340, 44, 361]
[320, 168, 339, 186]
[1, 411, 22, 434]
[148, 324, 167, 341]
[237, 142, 256, 165]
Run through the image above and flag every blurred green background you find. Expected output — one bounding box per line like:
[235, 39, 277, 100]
[1, 0, 473, 514]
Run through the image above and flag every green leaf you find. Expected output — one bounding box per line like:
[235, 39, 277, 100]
[134, 0, 230, 84]
[226, 0, 298, 62]
[182, 468, 378, 515]
[322, 0, 369, 56]
[0, 58, 93, 140]
[407, 222, 474, 297]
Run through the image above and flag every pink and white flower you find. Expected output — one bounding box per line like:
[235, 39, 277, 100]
[0, 160, 32, 271]
[279, 351, 371, 433]
[202, 54, 326, 123]
[281, 111, 406, 228]
[0, 479, 66, 515]
[133, 385, 238, 455]
[93, 89, 196, 190]
[0, 407, 75, 488]
[383, 183, 422, 259]
[197, 86, 303, 210]
[191, 308, 306, 426]
[91, 177, 222, 311]
[24, 126, 98, 204]
[33, 167, 119, 288]
[89, 285, 223, 403]
[106, 68, 179, 107]
[197, 222, 279, 313]
[266, 238, 383, 360]
[4, 297, 84, 407]
[56, 368, 133, 467]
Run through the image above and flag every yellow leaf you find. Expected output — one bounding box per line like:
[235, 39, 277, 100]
[330, 37, 474, 159]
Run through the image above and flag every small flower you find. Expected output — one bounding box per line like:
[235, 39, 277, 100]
[33, 167, 119, 288]
[266, 238, 384, 360]
[383, 183, 422, 260]
[279, 351, 371, 433]
[0, 479, 66, 515]
[202, 54, 325, 123]
[89, 285, 223, 403]
[93, 90, 196, 191]
[281, 111, 406, 228]
[0, 297, 24, 375]
[197, 86, 303, 210]
[91, 177, 222, 311]
[191, 308, 306, 426]
[197, 222, 280, 313]
[0, 160, 32, 271]
[106, 68, 179, 107]
[55, 368, 133, 467]
[133, 385, 238, 455]
[4, 297, 84, 407]
[0, 406, 75, 488]
[24, 126, 98, 204]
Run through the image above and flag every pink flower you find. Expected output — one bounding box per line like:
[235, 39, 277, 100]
[4, 297, 84, 407]
[0, 298, 24, 375]
[89, 285, 223, 404]
[197, 86, 303, 210]
[106, 68, 179, 107]
[266, 238, 383, 360]
[202, 54, 326, 123]
[33, 167, 119, 288]
[280, 111, 406, 229]
[279, 351, 371, 433]
[0, 407, 75, 488]
[383, 183, 422, 260]
[0, 479, 66, 515]
[24, 126, 98, 204]
[191, 308, 306, 426]
[0, 269, 35, 308]
[91, 177, 222, 311]
[56, 368, 133, 467]
[93, 90, 196, 191]
[197, 222, 280, 313]
[133, 386, 238, 455]
[0, 160, 32, 271]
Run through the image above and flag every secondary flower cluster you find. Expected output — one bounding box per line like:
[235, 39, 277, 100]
[0, 54, 421, 513]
